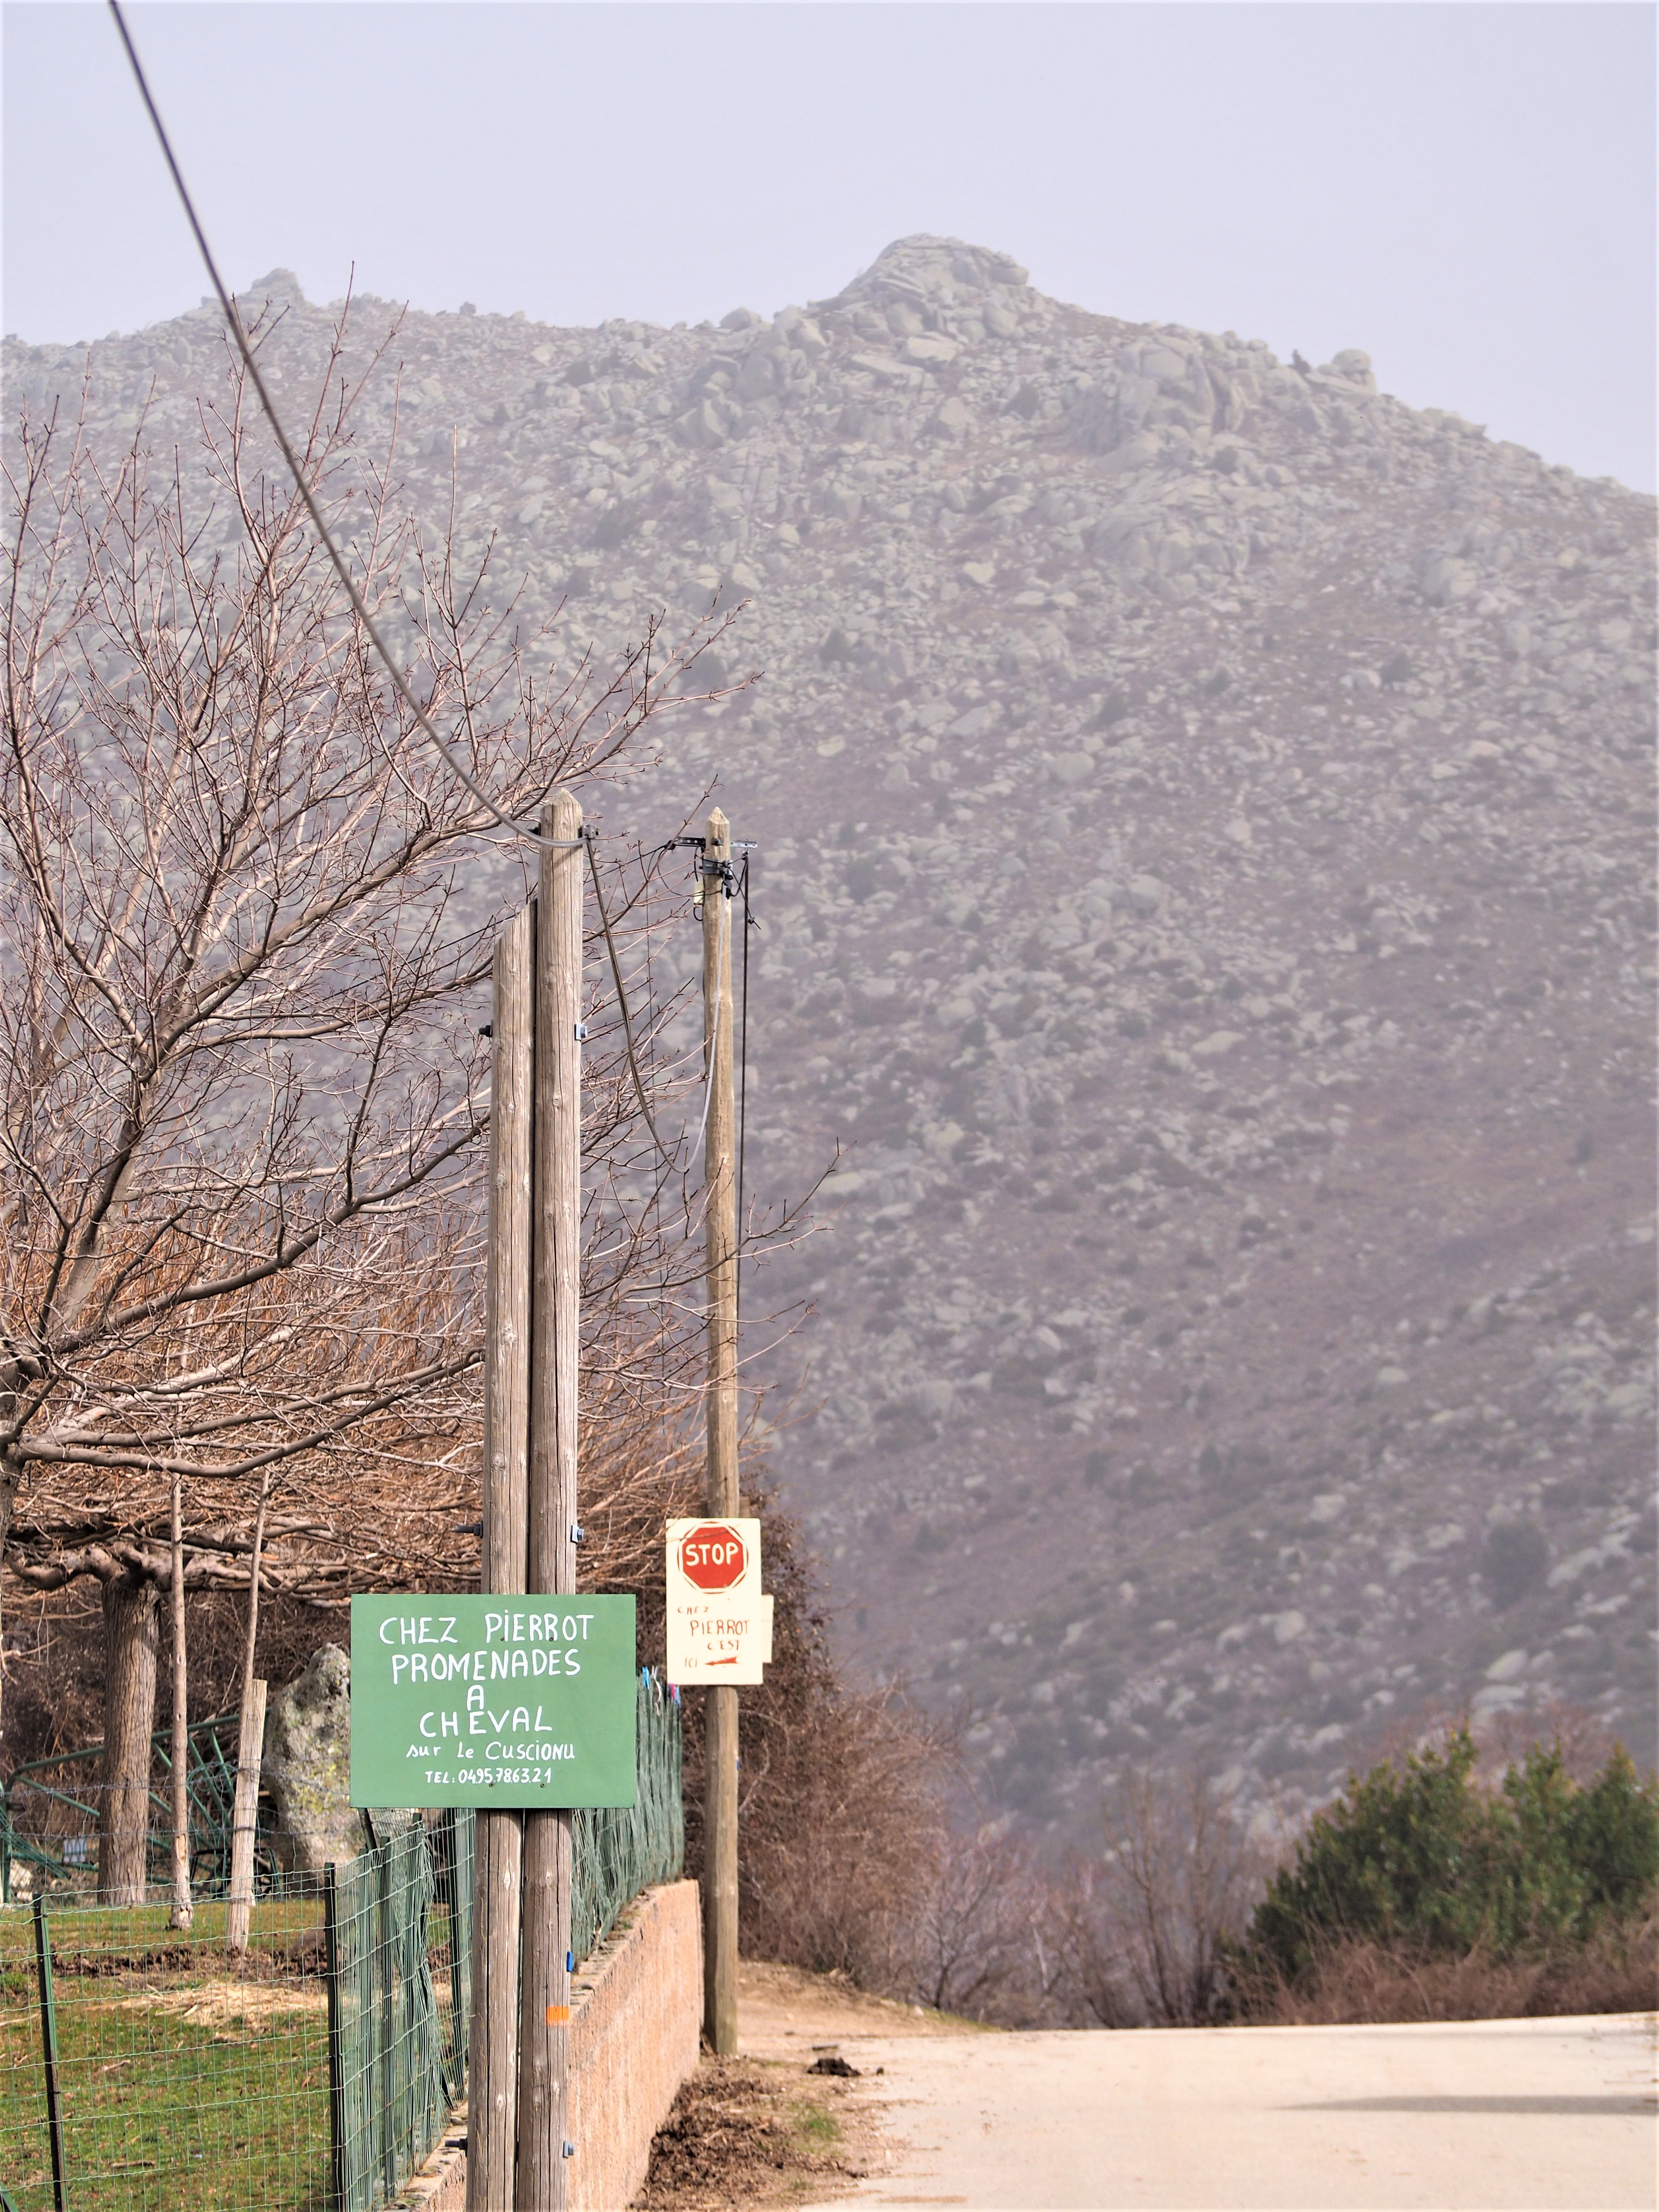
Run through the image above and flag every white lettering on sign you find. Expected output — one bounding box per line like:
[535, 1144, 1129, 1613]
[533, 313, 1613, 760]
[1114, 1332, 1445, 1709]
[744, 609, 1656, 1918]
[482, 1611, 595, 1644]
[350, 1592, 637, 1812]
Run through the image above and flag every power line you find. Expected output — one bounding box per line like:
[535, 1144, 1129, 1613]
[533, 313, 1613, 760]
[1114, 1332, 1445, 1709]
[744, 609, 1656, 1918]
[691, 881, 724, 1161]
[584, 833, 678, 1170]
[107, 1, 768, 1260]
[106, 0, 591, 858]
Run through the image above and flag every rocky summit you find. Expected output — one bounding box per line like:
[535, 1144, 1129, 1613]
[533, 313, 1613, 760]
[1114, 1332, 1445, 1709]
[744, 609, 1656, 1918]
[8, 235, 1654, 1829]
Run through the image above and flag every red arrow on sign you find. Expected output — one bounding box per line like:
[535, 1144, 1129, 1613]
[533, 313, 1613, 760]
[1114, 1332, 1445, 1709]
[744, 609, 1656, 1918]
[678, 1522, 748, 1591]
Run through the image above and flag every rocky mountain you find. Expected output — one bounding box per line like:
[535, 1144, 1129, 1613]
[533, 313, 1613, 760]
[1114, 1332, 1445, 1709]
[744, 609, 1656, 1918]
[7, 236, 1654, 1831]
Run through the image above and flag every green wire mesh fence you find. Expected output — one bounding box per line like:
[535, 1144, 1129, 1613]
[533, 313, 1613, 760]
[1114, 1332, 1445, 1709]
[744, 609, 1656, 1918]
[574, 1671, 684, 1963]
[2, 1888, 338, 2211]
[325, 1810, 470, 2212]
[2, 1675, 681, 2211]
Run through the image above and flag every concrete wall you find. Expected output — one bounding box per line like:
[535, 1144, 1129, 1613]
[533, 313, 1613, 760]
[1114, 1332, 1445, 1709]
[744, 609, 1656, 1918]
[569, 1878, 702, 2212]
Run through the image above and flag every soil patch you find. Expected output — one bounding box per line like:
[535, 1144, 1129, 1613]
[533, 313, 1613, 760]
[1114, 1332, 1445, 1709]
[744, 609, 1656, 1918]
[632, 2056, 880, 2210]
[113, 1979, 328, 2030]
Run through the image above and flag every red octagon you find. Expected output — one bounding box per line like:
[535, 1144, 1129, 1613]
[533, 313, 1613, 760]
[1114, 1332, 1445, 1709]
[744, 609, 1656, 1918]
[678, 1522, 748, 1591]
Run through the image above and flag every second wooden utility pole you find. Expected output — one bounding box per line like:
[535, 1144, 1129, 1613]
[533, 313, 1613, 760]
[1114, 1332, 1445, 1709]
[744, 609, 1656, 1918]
[518, 789, 585, 2206]
[700, 808, 740, 2056]
[466, 904, 532, 2212]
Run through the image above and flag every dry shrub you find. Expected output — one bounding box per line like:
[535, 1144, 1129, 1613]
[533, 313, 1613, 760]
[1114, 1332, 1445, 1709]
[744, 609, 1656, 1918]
[1235, 1908, 1659, 2024]
[610, 1447, 1044, 2017]
[0, 1580, 345, 1770]
[695, 1523, 950, 1989]
[516, 1409, 955, 1999]
[905, 1823, 1055, 2023]
[1048, 1766, 1264, 2026]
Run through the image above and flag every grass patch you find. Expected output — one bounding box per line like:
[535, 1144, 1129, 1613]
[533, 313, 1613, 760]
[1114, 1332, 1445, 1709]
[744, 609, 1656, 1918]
[794, 2100, 841, 2151]
[0, 1899, 351, 2211]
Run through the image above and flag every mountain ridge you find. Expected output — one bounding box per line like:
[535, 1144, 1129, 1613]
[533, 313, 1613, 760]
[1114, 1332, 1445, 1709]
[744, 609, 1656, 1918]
[7, 234, 1654, 1830]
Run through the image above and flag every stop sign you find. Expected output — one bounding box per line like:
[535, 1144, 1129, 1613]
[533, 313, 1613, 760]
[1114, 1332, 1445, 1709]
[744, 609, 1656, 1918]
[677, 1522, 748, 1591]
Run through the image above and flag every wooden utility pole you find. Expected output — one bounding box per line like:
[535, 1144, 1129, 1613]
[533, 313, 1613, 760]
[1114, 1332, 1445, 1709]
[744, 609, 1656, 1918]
[700, 807, 740, 2055]
[466, 904, 532, 2212]
[517, 790, 585, 2205]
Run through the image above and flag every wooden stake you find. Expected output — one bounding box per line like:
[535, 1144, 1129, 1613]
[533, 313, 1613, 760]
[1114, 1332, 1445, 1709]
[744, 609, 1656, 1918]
[700, 807, 740, 2056]
[226, 1472, 271, 1954]
[224, 1676, 265, 1953]
[467, 906, 533, 2212]
[518, 791, 584, 2207]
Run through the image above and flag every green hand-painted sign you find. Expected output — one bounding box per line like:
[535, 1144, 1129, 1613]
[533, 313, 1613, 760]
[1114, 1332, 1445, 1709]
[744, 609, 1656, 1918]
[348, 1594, 637, 1808]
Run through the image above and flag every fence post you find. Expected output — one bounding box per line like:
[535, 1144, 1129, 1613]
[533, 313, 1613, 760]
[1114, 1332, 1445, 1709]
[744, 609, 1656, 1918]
[452, 1809, 473, 2092]
[376, 1838, 397, 2204]
[324, 1863, 349, 2212]
[225, 1674, 267, 1954]
[434, 1807, 471, 2101]
[32, 1896, 66, 2212]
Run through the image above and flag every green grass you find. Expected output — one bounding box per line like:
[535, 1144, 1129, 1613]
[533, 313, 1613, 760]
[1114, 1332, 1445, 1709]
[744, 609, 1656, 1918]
[1, 1900, 332, 2211]
[793, 2099, 842, 2151]
[0, 1896, 325, 1965]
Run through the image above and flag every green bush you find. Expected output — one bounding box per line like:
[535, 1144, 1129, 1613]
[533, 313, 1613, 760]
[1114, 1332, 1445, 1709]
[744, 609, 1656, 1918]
[1239, 1728, 1659, 1985]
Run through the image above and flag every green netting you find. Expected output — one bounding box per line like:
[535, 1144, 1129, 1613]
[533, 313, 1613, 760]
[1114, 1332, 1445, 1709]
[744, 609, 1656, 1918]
[1, 1712, 283, 1906]
[573, 1674, 684, 1963]
[0, 1675, 681, 2210]
[325, 1813, 470, 2212]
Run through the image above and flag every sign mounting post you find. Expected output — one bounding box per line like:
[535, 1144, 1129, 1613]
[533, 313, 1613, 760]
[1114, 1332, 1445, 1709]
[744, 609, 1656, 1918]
[700, 807, 741, 2056]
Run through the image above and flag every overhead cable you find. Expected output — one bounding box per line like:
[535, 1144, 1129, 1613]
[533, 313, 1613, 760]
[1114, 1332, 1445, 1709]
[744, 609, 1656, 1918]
[106, 0, 598, 856]
[584, 832, 678, 1170]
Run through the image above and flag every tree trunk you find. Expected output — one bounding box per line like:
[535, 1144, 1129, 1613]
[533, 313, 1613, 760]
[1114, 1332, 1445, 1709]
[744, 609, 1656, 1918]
[99, 1574, 160, 1904]
[168, 1473, 194, 1930]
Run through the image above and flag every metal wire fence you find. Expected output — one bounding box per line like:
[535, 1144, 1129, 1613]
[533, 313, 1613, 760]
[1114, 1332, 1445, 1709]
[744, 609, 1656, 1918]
[2, 1888, 337, 2211]
[325, 1811, 469, 2212]
[1, 1676, 682, 2211]
[574, 1673, 685, 1963]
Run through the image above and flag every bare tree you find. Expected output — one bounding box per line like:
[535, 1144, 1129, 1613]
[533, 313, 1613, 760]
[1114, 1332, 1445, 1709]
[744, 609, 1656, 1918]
[905, 1820, 1057, 2022]
[0, 314, 730, 1897]
[1052, 1767, 1264, 2026]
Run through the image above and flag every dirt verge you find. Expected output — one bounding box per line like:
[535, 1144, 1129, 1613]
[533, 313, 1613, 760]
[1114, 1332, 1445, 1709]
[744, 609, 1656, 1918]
[631, 2056, 881, 2209]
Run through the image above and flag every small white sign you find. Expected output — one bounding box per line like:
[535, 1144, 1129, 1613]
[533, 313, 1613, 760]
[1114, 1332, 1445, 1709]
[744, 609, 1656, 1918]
[665, 1517, 772, 1683]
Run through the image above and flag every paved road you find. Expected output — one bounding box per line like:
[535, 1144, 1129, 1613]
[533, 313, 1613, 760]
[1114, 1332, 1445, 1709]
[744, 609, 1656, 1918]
[793, 2012, 1657, 2211]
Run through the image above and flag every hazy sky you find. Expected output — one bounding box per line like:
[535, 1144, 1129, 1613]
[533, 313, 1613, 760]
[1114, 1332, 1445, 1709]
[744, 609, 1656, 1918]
[4, 2, 1654, 491]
